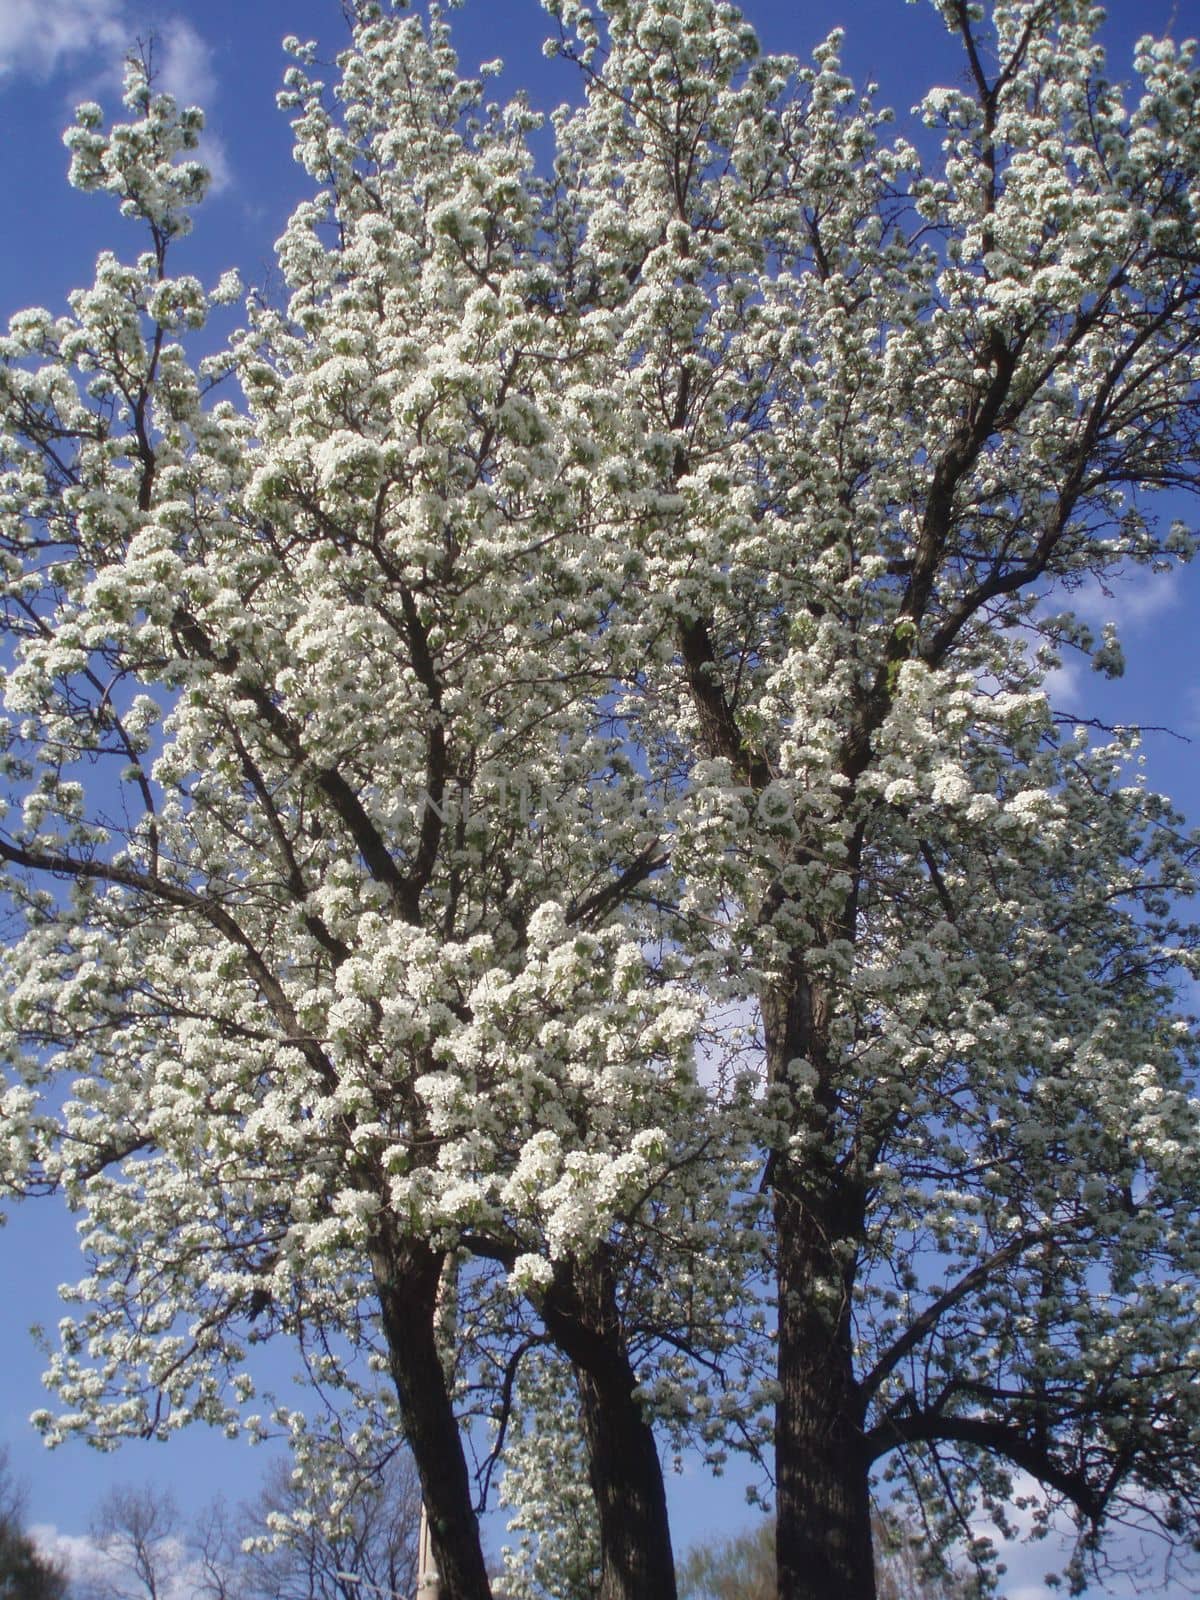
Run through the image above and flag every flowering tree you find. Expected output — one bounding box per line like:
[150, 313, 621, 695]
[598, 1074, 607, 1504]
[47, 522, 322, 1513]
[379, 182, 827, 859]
[200, 1446, 422, 1600]
[0, 20, 748, 1600]
[2, 3, 1200, 1600]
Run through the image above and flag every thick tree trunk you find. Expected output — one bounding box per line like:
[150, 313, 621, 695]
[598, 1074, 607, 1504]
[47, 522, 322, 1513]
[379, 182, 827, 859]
[774, 1179, 877, 1600]
[541, 1256, 678, 1600]
[574, 1361, 678, 1600]
[763, 967, 877, 1600]
[370, 1225, 493, 1600]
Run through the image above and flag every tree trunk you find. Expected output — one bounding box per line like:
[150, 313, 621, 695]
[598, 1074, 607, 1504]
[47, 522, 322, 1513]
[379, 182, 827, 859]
[763, 966, 877, 1600]
[541, 1256, 679, 1600]
[575, 1361, 678, 1600]
[774, 1179, 877, 1600]
[370, 1225, 493, 1600]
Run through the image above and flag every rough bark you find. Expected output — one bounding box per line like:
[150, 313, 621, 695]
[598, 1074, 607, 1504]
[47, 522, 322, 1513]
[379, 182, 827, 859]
[371, 1225, 493, 1600]
[764, 968, 877, 1600]
[774, 1178, 877, 1600]
[541, 1256, 679, 1600]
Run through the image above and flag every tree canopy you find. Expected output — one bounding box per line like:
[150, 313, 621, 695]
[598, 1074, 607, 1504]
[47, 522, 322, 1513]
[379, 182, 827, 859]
[2, 3, 1200, 1598]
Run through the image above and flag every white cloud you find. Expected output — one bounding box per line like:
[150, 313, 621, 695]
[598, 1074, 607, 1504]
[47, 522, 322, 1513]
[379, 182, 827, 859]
[966, 1472, 1174, 1600]
[155, 17, 214, 105]
[31, 1521, 200, 1600]
[155, 18, 230, 194]
[0, 0, 126, 80]
[1040, 656, 1083, 708]
[0, 3, 230, 193]
[1065, 566, 1182, 635]
[695, 993, 762, 1091]
[28, 1522, 104, 1576]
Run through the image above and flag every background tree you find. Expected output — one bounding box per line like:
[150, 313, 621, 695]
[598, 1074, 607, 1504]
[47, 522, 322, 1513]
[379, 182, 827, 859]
[82, 1486, 181, 1600]
[0, 1450, 68, 1600]
[677, 1515, 979, 1600]
[676, 1522, 775, 1600]
[2, 3, 1200, 1600]
[66, 1444, 420, 1600]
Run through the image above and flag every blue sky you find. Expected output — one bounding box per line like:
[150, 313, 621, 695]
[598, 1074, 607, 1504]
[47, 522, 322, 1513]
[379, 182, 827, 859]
[0, 0, 1195, 1592]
